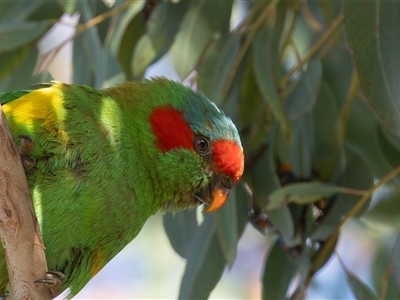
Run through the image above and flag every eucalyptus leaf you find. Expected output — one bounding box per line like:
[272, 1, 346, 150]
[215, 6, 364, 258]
[266, 182, 341, 211]
[0, 45, 30, 82]
[0, 20, 52, 52]
[170, 3, 212, 78]
[253, 26, 292, 141]
[215, 187, 238, 267]
[262, 240, 297, 299]
[391, 233, 400, 292]
[285, 59, 322, 120]
[198, 35, 239, 105]
[162, 210, 197, 259]
[345, 1, 400, 137]
[344, 264, 378, 300]
[178, 215, 225, 300]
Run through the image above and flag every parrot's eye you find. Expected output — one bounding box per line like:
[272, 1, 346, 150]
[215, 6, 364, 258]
[194, 136, 211, 155]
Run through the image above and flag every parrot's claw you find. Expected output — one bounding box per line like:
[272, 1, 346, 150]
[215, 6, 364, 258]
[34, 271, 65, 297]
[16, 134, 36, 170]
[22, 156, 36, 170]
[16, 134, 35, 157]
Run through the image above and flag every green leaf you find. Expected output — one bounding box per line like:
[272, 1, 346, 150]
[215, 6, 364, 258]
[267, 206, 295, 244]
[0, 46, 47, 92]
[234, 183, 251, 237]
[346, 96, 400, 180]
[57, 0, 79, 14]
[215, 187, 238, 267]
[197, 35, 239, 105]
[285, 59, 322, 120]
[290, 114, 314, 178]
[343, 263, 378, 300]
[312, 81, 341, 180]
[73, 0, 121, 87]
[0, 45, 30, 81]
[312, 147, 373, 241]
[0, 20, 52, 51]
[162, 210, 197, 259]
[321, 44, 354, 108]
[364, 189, 400, 231]
[132, 34, 157, 79]
[238, 56, 265, 130]
[117, 5, 145, 80]
[262, 240, 297, 299]
[266, 182, 341, 211]
[247, 145, 280, 207]
[170, 1, 233, 79]
[0, 1, 44, 22]
[391, 233, 400, 292]
[345, 1, 400, 137]
[132, 1, 188, 78]
[178, 215, 225, 300]
[170, 4, 210, 78]
[0, 2, 16, 21]
[253, 26, 292, 142]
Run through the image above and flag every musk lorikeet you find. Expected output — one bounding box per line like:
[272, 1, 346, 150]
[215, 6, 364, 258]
[0, 77, 244, 298]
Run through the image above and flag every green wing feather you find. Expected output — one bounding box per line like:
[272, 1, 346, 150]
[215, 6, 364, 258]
[0, 90, 32, 104]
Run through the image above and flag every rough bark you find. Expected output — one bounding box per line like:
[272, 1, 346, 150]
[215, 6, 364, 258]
[0, 105, 52, 299]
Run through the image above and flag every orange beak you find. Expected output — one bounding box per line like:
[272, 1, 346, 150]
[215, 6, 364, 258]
[195, 175, 233, 213]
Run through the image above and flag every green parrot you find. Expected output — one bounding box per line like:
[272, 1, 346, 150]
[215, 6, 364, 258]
[0, 77, 244, 298]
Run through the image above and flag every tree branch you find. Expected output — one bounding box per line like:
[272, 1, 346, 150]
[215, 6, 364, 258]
[0, 105, 51, 299]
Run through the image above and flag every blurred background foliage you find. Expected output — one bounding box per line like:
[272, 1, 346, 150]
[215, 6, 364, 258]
[1, 0, 400, 299]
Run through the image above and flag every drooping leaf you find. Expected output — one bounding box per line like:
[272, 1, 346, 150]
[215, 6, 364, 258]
[0, 20, 53, 52]
[0, 46, 46, 92]
[290, 114, 314, 178]
[57, 0, 79, 14]
[198, 35, 239, 105]
[266, 182, 341, 211]
[215, 187, 238, 267]
[253, 26, 292, 141]
[312, 81, 340, 180]
[0, 45, 30, 81]
[267, 206, 295, 244]
[178, 215, 225, 300]
[132, 1, 188, 78]
[312, 147, 373, 241]
[262, 239, 297, 299]
[345, 1, 400, 137]
[346, 96, 398, 180]
[171, 2, 212, 79]
[117, 4, 146, 80]
[162, 210, 197, 259]
[364, 188, 400, 231]
[285, 59, 322, 120]
[343, 262, 378, 300]
[391, 233, 400, 293]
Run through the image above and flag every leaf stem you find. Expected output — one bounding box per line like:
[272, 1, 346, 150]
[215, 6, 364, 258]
[298, 165, 400, 298]
[222, 0, 280, 99]
[280, 13, 344, 89]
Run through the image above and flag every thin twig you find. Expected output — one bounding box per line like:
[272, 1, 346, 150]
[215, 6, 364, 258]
[297, 165, 400, 298]
[280, 13, 344, 89]
[37, 0, 135, 72]
[222, 0, 280, 99]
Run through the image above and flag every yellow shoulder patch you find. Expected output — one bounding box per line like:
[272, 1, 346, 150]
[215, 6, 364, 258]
[3, 82, 69, 142]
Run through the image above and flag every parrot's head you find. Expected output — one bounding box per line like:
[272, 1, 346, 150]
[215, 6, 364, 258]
[143, 78, 244, 213]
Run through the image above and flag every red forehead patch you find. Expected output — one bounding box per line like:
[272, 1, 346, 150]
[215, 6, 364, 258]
[212, 140, 244, 182]
[150, 106, 194, 152]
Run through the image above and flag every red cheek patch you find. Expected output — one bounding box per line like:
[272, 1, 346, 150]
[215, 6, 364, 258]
[150, 106, 194, 152]
[212, 140, 244, 182]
